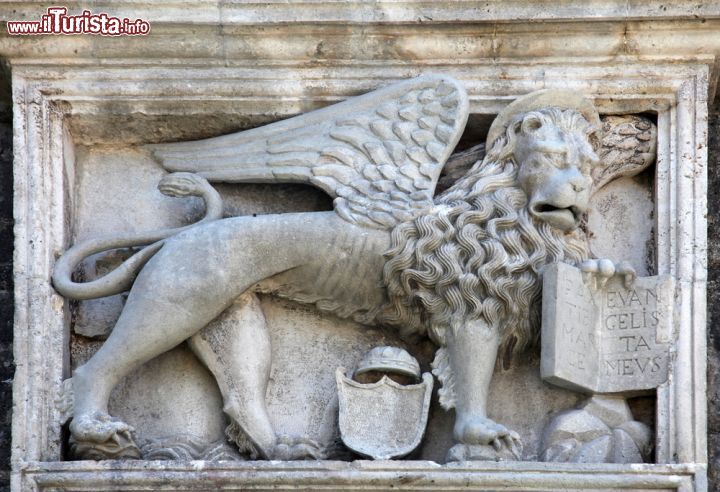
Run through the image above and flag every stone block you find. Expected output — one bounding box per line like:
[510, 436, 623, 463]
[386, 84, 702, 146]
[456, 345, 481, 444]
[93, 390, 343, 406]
[540, 395, 652, 464]
[580, 395, 633, 427]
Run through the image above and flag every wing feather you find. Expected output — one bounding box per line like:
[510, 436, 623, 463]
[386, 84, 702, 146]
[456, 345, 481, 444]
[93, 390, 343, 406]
[593, 115, 657, 191]
[150, 75, 469, 229]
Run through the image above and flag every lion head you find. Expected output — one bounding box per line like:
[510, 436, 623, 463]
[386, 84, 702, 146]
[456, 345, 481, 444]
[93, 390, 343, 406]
[514, 109, 598, 232]
[379, 106, 598, 406]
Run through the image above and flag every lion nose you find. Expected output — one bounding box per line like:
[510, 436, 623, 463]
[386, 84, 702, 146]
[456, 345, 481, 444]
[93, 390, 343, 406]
[568, 174, 588, 193]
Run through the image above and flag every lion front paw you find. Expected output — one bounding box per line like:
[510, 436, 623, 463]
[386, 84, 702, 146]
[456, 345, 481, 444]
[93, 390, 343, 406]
[452, 416, 522, 461]
[580, 259, 635, 289]
[158, 172, 210, 198]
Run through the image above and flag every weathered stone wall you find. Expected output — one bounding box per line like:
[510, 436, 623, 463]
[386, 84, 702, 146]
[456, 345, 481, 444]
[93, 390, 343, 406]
[0, 61, 13, 492]
[706, 92, 720, 488]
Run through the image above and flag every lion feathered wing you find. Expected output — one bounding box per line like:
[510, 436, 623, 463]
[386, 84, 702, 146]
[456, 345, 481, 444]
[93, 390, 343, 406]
[151, 75, 469, 230]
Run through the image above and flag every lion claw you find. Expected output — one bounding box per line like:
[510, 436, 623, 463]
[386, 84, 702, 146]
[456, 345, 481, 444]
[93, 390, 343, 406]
[494, 430, 523, 460]
[580, 258, 636, 290]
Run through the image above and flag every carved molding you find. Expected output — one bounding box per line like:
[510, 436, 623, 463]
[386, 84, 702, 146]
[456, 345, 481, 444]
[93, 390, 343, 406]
[20, 461, 702, 491]
[1, 1, 719, 26]
[2, 6, 720, 104]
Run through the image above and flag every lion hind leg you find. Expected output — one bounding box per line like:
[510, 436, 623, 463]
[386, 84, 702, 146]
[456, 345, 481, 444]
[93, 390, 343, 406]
[188, 291, 277, 460]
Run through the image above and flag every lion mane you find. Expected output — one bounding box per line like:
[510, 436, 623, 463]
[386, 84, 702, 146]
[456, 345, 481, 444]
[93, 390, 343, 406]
[379, 108, 592, 408]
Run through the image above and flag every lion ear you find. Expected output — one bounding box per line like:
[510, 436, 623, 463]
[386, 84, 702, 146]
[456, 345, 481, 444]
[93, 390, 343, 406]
[520, 114, 543, 134]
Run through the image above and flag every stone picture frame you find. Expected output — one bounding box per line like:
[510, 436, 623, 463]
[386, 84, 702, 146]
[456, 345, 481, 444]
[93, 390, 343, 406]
[9, 58, 708, 490]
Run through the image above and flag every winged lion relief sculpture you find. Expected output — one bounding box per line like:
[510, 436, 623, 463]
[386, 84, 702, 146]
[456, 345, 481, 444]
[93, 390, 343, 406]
[52, 75, 656, 461]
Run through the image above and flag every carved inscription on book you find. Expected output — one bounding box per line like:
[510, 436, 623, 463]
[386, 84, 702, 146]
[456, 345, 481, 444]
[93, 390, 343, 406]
[541, 263, 674, 393]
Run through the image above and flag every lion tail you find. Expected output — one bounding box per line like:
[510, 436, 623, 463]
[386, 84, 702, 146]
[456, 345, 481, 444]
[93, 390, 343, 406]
[52, 173, 223, 300]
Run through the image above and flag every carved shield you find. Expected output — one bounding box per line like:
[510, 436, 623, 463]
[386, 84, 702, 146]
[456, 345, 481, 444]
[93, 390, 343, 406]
[335, 368, 433, 460]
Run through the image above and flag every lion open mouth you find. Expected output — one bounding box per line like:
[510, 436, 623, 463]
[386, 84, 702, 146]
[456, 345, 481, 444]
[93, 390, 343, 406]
[531, 203, 582, 231]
